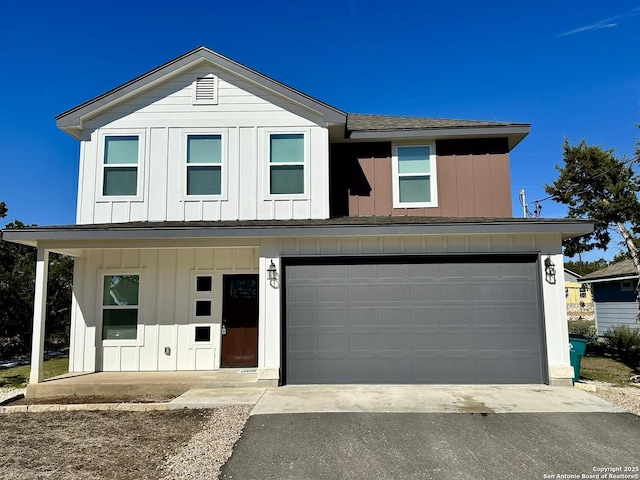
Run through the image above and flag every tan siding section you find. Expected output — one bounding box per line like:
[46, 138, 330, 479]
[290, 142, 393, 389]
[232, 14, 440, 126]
[348, 153, 512, 217]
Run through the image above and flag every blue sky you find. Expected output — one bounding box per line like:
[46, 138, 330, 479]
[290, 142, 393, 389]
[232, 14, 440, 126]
[1, 1, 639, 259]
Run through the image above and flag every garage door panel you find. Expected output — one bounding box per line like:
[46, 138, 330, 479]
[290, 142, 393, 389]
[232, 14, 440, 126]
[285, 257, 545, 384]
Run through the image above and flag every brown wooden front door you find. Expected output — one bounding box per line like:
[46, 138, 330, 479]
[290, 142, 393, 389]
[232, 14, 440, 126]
[221, 274, 258, 367]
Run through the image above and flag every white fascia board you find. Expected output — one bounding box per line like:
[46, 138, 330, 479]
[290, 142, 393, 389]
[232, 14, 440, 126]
[349, 126, 530, 150]
[580, 275, 639, 284]
[1, 220, 593, 248]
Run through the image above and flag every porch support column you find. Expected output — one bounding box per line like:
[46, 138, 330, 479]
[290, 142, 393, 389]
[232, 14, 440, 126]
[29, 248, 49, 384]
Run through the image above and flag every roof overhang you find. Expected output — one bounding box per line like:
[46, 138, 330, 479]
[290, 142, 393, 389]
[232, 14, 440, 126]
[2, 218, 593, 256]
[56, 47, 347, 139]
[579, 275, 639, 284]
[346, 125, 530, 151]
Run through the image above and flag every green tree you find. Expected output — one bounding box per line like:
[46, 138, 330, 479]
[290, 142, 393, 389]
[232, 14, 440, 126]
[545, 137, 640, 309]
[564, 259, 609, 276]
[0, 205, 73, 358]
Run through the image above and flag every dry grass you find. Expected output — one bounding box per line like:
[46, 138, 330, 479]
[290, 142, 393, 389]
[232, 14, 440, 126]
[580, 356, 637, 385]
[0, 357, 69, 388]
[0, 410, 210, 480]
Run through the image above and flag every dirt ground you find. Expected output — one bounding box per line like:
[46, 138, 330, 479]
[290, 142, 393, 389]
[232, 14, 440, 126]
[7, 394, 176, 405]
[0, 410, 211, 480]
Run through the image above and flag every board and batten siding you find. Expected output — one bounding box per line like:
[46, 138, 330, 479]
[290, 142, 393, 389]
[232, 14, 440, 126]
[345, 153, 512, 217]
[76, 65, 329, 224]
[68, 247, 259, 373]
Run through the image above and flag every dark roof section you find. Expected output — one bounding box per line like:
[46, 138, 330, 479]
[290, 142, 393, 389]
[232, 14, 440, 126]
[2, 217, 593, 250]
[580, 259, 638, 282]
[344, 114, 530, 150]
[347, 114, 530, 132]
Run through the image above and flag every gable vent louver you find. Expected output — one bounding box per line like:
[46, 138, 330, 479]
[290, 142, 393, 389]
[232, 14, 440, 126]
[193, 75, 218, 104]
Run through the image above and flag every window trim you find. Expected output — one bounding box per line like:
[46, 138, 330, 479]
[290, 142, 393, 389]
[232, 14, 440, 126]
[98, 270, 144, 346]
[264, 129, 310, 199]
[181, 130, 228, 200]
[98, 131, 146, 202]
[391, 142, 438, 208]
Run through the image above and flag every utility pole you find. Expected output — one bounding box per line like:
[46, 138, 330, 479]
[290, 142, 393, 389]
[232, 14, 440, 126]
[518, 189, 527, 218]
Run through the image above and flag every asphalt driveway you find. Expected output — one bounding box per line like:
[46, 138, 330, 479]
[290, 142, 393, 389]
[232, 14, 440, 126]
[221, 412, 640, 480]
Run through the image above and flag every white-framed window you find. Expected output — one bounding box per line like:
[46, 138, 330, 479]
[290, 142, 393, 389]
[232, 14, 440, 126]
[102, 136, 140, 196]
[579, 285, 588, 298]
[620, 280, 634, 292]
[565, 287, 569, 298]
[392, 143, 437, 208]
[269, 132, 305, 195]
[100, 273, 141, 343]
[186, 134, 223, 196]
[192, 74, 218, 105]
[191, 273, 215, 346]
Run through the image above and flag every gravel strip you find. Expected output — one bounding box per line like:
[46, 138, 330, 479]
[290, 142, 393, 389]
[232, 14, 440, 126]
[160, 404, 252, 480]
[591, 385, 640, 416]
[0, 387, 25, 404]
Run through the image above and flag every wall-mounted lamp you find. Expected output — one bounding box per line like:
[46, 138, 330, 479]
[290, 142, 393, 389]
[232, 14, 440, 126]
[544, 255, 556, 284]
[267, 260, 278, 283]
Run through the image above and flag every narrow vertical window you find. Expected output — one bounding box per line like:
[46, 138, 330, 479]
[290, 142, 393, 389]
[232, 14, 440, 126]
[269, 133, 304, 194]
[103, 136, 139, 196]
[102, 275, 140, 340]
[187, 135, 222, 195]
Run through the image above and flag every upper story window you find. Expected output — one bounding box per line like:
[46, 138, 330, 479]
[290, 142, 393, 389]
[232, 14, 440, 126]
[270, 133, 304, 195]
[103, 136, 139, 196]
[579, 285, 589, 298]
[186, 135, 222, 196]
[392, 144, 437, 208]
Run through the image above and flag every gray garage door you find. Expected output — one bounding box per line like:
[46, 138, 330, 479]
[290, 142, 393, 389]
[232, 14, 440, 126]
[284, 255, 545, 384]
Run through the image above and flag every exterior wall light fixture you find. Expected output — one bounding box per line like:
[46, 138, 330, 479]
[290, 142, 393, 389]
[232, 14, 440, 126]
[544, 255, 556, 284]
[267, 260, 277, 282]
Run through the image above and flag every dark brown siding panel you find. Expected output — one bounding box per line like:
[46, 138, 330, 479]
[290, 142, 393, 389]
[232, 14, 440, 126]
[337, 139, 512, 218]
[489, 153, 512, 216]
[373, 157, 393, 216]
[471, 155, 492, 216]
[437, 156, 458, 217]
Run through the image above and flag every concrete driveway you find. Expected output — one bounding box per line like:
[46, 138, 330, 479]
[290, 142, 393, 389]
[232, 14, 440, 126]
[221, 412, 640, 480]
[169, 385, 626, 414]
[168, 385, 639, 480]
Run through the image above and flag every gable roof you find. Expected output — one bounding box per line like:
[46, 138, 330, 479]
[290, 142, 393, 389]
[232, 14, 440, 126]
[580, 259, 638, 283]
[56, 46, 347, 139]
[55, 47, 530, 148]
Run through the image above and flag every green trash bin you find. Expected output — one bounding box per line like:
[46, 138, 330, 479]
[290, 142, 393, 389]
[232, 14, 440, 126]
[569, 334, 588, 384]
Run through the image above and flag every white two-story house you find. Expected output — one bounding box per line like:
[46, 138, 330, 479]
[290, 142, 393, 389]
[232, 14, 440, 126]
[3, 47, 591, 388]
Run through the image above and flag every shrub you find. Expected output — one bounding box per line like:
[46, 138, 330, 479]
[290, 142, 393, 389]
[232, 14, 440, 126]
[603, 325, 640, 351]
[568, 320, 598, 344]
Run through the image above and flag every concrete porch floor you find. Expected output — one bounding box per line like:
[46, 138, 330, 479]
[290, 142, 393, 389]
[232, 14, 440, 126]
[25, 369, 277, 399]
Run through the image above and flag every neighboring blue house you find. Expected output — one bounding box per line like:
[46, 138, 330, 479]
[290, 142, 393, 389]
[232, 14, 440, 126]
[580, 259, 639, 333]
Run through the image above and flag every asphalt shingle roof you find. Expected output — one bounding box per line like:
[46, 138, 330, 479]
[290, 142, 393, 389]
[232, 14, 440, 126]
[580, 259, 637, 281]
[346, 113, 529, 132]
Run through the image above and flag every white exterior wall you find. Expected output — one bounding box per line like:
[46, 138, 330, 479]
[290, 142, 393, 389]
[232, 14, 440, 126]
[69, 247, 259, 372]
[76, 65, 329, 224]
[67, 232, 570, 384]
